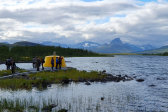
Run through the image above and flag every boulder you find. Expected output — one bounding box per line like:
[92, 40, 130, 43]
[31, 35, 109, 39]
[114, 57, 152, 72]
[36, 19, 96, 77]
[58, 109, 68, 112]
[136, 79, 145, 82]
[85, 82, 91, 85]
[101, 97, 105, 101]
[42, 104, 57, 112]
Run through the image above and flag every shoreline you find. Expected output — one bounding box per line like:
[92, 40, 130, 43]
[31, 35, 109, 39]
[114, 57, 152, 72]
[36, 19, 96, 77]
[0, 68, 134, 90]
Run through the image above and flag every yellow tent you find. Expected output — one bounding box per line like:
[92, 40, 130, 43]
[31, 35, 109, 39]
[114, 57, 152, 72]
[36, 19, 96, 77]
[43, 56, 66, 68]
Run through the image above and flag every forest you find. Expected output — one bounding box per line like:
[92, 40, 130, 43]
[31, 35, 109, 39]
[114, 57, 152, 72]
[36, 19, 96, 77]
[0, 45, 102, 62]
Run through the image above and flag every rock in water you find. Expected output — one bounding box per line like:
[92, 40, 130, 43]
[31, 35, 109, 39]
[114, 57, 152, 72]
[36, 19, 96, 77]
[136, 79, 145, 82]
[102, 70, 106, 73]
[58, 109, 68, 112]
[42, 104, 57, 111]
[85, 82, 91, 85]
[101, 97, 105, 101]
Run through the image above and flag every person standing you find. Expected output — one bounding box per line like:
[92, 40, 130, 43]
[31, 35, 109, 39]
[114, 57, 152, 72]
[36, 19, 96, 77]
[36, 57, 41, 71]
[56, 57, 59, 69]
[41, 58, 45, 70]
[58, 56, 62, 69]
[32, 57, 36, 68]
[51, 57, 54, 71]
[11, 59, 16, 74]
[5, 58, 11, 70]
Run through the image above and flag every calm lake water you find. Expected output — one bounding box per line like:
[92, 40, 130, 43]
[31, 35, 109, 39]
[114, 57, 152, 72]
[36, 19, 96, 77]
[0, 55, 168, 112]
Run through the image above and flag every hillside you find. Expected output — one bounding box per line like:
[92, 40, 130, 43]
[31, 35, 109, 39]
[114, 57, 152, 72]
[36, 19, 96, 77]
[13, 41, 41, 46]
[0, 42, 10, 46]
[139, 45, 168, 54]
[0, 39, 157, 53]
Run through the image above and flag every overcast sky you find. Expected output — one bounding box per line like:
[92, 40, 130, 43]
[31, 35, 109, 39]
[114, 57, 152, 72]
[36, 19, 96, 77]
[0, 0, 168, 46]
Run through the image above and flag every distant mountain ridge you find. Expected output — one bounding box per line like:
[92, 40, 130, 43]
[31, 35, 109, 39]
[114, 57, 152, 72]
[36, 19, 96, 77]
[40, 41, 68, 48]
[0, 38, 158, 53]
[13, 41, 41, 46]
[92, 38, 143, 53]
[139, 45, 168, 54]
[40, 38, 156, 53]
[0, 41, 41, 47]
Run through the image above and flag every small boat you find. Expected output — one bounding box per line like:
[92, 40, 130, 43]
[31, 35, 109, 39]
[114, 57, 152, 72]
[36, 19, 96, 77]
[43, 56, 66, 68]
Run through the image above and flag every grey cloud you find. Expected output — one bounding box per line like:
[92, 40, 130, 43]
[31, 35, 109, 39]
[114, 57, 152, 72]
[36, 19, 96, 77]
[0, 1, 168, 47]
[0, 2, 137, 24]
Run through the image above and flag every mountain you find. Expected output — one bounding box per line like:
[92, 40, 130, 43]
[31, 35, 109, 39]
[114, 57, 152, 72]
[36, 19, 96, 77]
[71, 41, 101, 49]
[139, 44, 156, 51]
[2, 39, 157, 53]
[13, 41, 41, 46]
[89, 38, 143, 53]
[39, 38, 156, 53]
[40, 41, 68, 48]
[139, 45, 168, 54]
[0, 42, 10, 46]
[110, 38, 122, 45]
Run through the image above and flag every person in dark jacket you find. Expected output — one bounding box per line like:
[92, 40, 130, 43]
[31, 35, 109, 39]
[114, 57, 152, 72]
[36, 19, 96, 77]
[41, 58, 45, 70]
[56, 57, 59, 69]
[58, 56, 62, 69]
[51, 57, 54, 71]
[11, 59, 16, 74]
[5, 57, 11, 70]
[36, 57, 41, 71]
[32, 57, 36, 68]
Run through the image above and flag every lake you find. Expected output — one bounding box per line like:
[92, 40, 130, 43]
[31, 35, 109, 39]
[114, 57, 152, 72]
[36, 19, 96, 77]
[0, 55, 168, 112]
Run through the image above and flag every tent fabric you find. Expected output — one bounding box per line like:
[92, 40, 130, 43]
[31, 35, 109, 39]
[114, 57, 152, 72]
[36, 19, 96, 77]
[43, 56, 66, 67]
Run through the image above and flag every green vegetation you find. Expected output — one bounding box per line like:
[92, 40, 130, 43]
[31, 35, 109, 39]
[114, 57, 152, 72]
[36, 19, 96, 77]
[0, 45, 104, 62]
[0, 70, 11, 77]
[0, 99, 25, 112]
[161, 52, 168, 56]
[0, 69, 106, 90]
[142, 52, 168, 56]
[140, 45, 168, 54]
[0, 98, 66, 112]
[0, 69, 28, 77]
[29, 69, 105, 83]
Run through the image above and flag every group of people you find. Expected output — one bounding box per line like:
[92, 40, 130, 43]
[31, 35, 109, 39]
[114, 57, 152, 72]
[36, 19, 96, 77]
[51, 56, 63, 70]
[5, 56, 63, 73]
[32, 57, 45, 71]
[5, 57, 16, 74]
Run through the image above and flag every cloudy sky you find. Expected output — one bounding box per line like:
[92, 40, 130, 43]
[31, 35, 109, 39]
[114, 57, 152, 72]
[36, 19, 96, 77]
[0, 0, 168, 46]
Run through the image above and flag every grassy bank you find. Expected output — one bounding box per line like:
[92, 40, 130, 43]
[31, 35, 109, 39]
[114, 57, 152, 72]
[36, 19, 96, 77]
[0, 69, 28, 77]
[0, 69, 106, 90]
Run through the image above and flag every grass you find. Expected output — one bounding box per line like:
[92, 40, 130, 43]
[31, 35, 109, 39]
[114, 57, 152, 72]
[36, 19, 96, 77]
[0, 69, 28, 77]
[0, 79, 33, 90]
[0, 99, 25, 112]
[0, 98, 67, 112]
[29, 69, 105, 83]
[0, 70, 11, 77]
[0, 69, 106, 90]
[0, 99, 41, 112]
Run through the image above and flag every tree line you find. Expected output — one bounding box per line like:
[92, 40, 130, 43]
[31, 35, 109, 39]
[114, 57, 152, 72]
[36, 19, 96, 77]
[142, 52, 168, 56]
[0, 45, 102, 62]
